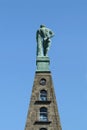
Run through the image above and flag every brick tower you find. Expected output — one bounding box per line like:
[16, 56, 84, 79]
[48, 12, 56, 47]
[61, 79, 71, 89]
[24, 25, 62, 130]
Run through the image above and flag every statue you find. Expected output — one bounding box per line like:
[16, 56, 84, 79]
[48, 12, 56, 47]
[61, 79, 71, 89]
[36, 25, 54, 57]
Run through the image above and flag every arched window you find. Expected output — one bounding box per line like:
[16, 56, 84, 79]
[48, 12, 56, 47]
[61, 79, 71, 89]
[40, 128, 47, 130]
[40, 90, 47, 101]
[40, 107, 48, 121]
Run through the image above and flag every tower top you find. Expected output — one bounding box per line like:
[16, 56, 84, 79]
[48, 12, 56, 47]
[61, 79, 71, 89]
[36, 25, 54, 72]
[24, 25, 62, 130]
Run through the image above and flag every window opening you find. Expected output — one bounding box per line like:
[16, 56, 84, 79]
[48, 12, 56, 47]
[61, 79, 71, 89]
[40, 90, 47, 101]
[40, 107, 48, 121]
[40, 128, 47, 130]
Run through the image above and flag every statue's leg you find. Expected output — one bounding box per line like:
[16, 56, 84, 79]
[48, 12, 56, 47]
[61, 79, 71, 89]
[43, 48, 46, 56]
[43, 39, 51, 56]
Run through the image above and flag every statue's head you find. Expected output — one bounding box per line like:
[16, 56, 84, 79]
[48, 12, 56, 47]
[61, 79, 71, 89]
[40, 24, 46, 28]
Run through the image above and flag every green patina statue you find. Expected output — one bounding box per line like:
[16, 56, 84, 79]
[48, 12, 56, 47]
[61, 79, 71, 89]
[36, 25, 54, 57]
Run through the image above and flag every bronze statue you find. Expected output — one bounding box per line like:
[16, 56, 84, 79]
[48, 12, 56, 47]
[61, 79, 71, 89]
[36, 25, 54, 57]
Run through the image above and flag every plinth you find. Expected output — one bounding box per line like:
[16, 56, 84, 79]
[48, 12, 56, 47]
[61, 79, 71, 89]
[36, 56, 50, 72]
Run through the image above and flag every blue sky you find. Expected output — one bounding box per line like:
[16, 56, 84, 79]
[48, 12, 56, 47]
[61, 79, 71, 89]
[0, 0, 87, 130]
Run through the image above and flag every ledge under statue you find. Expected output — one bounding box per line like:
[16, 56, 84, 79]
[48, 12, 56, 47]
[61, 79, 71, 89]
[36, 25, 54, 72]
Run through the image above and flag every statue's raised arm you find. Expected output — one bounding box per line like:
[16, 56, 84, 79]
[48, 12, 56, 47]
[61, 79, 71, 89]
[36, 25, 54, 57]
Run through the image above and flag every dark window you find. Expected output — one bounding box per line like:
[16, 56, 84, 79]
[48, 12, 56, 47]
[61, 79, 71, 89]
[40, 78, 46, 86]
[40, 107, 48, 121]
[40, 128, 47, 130]
[40, 90, 47, 101]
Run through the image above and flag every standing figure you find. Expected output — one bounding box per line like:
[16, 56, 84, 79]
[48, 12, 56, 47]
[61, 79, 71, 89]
[36, 25, 54, 57]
